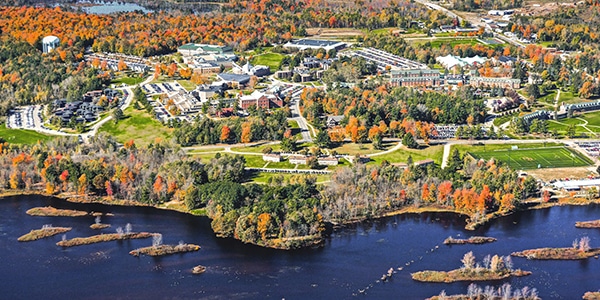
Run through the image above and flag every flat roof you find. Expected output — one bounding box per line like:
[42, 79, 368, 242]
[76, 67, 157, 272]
[217, 73, 250, 83]
[553, 179, 600, 189]
[284, 39, 346, 50]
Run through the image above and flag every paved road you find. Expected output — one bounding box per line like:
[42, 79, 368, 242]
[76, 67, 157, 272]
[290, 97, 313, 143]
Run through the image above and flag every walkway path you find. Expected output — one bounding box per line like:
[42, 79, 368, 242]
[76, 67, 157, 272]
[366, 141, 403, 157]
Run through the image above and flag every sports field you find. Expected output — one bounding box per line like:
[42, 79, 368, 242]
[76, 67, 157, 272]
[468, 146, 593, 170]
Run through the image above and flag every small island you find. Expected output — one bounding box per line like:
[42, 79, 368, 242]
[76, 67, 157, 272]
[412, 252, 530, 283]
[583, 291, 600, 300]
[26, 206, 88, 217]
[90, 216, 110, 229]
[192, 265, 207, 274]
[576, 220, 600, 228]
[512, 237, 600, 260]
[443, 236, 497, 245]
[129, 234, 200, 257]
[129, 243, 200, 257]
[18, 225, 72, 242]
[57, 232, 153, 247]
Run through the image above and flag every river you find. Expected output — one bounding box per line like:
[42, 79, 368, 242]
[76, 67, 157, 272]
[1, 195, 599, 299]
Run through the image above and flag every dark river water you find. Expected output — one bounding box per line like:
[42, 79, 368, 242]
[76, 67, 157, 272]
[1, 195, 599, 299]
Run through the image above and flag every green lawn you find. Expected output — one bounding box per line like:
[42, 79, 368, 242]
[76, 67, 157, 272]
[111, 76, 143, 86]
[368, 145, 444, 165]
[547, 118, 591, 136]
[538, 91, 557, 105]
[249, 172, 331, 184]
[250, 53, 285, 72]
[0, 126, 54, 144]
[370, 27, 397, 35]
[493, 113, 517, 127]
[98, 107, 173, 147]
[330, 141, 396, 155]
[578, 110, 600, 125]
[288, 120, 299, 129]
[558, 91, 581, 104]
[177, 80, 196, 91]
[455, 143, 592, 169]
[413, 38, 482, 49]
[235, 144, 282, 154]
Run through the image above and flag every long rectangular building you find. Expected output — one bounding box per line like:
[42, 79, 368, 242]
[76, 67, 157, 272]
[348, 47, 427, 71]
[390, 69, 441, 87]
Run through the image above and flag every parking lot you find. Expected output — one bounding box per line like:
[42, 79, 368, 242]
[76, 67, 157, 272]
[576, 142, 600, 157]
[7, 105, 45, 131]
[142, 82, 185, 95]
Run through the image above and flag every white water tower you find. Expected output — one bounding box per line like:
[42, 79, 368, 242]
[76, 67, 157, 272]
[42, 35, 60, 53]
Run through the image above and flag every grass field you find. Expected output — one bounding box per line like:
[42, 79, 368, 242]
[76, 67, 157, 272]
[111, 76, 143, 86]
[98, 107, 173, 147]
[177, 80, 196, 91]
[250, 53, 285, 72]
[368, 145, 444, 165]
[464, 144, 592, 169]
[249, 172, 331, 184]
[413, 38, 482, 49]
[0, 126, 54, 144]
[330, 141, 396, 155]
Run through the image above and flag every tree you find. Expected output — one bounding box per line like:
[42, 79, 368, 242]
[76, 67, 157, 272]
[402, 133, 418, 149]
[220, 125, 231, 143]
[461, 251, 476, 269]
[117, 60, 127, 71]
[315, 130, 331, 148]
[566, 124, 576, 138]
[112, 108, 123, 124]
[579, 81, 594, 99]
[280, 136, 296, 152]
[527, 84, 540, 102]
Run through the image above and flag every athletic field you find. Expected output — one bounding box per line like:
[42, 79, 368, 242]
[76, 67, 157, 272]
[468, 146, 593, 170]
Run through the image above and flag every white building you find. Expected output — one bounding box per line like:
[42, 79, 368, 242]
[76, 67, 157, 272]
[42, 36, 60, 53]
[262, 154, 282, 162]
[436, 55, 487, 70]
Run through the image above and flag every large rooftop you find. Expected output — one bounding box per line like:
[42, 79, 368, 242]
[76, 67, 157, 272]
[284, 39, 346, 51]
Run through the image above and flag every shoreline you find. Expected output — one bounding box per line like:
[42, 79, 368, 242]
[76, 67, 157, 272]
[4, 190, 600, 250]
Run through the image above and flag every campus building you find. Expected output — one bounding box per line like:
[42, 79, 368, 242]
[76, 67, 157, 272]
[390, 69, 441, 87]
[346, 47, 427, 71]
[283, 39, 346, 51]
[42, 36, 60, 53]
[469, 76, 521, 89]
[238, 90, 283, 110]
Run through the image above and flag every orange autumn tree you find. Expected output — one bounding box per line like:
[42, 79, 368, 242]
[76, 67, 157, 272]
[220, 125, 231, 143]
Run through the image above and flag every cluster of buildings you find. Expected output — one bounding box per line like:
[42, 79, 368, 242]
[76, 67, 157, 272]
[52, 89, 120, 124]
[385, 51, 521, 89]
[232, 62, 270, 77]
[275, 56, 336, 82]
[520, 100, 600, 125]
[177, 43, 238, 70]
[85, 53, 149, 73]
[345, 47, 427, 71]
[262, 153, 339, 166]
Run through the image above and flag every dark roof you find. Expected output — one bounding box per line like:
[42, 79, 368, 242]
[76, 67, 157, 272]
[288, 39, 342, 47]
[498, 56, 517, 63]
[217, 73, 251, 84]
